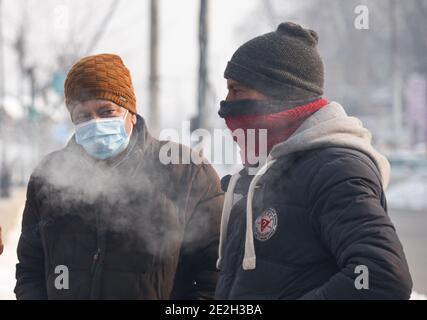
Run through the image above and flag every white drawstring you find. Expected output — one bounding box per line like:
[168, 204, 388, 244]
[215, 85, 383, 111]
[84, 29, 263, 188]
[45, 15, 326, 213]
[216, 173, 241, 270]
[242, 159, 276, 270]
[217, 160, 276, 271]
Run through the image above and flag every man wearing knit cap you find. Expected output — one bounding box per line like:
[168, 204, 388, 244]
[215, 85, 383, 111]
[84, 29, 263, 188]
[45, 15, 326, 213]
[216, 22, 412, 299]
[15, 53, 223, 300]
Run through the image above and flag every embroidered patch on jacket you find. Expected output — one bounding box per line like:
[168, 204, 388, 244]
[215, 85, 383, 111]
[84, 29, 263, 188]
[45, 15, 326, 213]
[254, 208, 278, 241]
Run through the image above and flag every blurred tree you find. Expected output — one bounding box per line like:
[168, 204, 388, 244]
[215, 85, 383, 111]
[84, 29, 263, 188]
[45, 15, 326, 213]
[148, 0, 160, 133]
[244, 0, 426, 110]
[239, 0, 427, 146]
[2, 0, 122, 184]
[194, 0, 209, 131]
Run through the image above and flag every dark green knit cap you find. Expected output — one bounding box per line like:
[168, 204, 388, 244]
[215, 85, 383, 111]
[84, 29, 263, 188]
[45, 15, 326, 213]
[224, 22, 324, 101]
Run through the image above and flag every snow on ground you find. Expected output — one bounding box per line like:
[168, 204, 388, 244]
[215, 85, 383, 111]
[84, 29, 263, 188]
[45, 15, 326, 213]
[411, 291, 427, 300]
[0, 205, 22, 300]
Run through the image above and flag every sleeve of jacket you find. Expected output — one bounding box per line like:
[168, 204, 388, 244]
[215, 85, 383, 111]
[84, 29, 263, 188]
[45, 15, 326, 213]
[15, 175, 47, 300]
[171, 163, 224, 300]
[299, 154, 412, 300]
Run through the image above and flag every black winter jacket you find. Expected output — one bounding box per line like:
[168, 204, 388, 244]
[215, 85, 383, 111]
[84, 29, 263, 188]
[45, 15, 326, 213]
[215, 147, 412, 300]
[15, 116, 224, 300]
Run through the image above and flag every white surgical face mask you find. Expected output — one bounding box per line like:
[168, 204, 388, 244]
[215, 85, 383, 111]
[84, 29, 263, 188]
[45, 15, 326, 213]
[75, 110, 132, 160]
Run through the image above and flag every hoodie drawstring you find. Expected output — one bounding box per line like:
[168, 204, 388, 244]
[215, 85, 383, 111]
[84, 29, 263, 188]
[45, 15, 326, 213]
[216, 173, 241, 270]
[242, 159, 276, 270]
[217, 160, 277, 271]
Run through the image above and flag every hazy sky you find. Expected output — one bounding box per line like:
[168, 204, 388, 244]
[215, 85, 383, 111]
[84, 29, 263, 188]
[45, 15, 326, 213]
[2, 0, 265, 128]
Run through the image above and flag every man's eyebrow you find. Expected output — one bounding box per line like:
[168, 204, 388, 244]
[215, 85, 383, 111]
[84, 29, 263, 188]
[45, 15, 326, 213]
[229, 82, 244, 88]
[99, 104, 119, 110]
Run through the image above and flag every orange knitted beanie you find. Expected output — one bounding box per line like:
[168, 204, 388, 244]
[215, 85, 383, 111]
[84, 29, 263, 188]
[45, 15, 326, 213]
[64, 53, 137, 114]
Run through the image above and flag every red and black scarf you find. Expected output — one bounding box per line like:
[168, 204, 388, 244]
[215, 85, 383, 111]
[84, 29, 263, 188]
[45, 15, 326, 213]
[219, 98, 328, 164]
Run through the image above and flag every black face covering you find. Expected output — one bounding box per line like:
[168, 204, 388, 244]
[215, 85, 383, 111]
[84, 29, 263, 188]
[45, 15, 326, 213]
[218, 97, 321, 118]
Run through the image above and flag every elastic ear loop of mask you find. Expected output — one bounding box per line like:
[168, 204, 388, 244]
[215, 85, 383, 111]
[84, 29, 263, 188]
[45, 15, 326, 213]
[125, 110, 134, 137]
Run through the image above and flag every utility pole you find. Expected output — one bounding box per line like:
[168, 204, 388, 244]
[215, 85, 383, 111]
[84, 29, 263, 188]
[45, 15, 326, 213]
[148, 0, 160, 133]
[194, 0, 209, 130]
[27, 66, 40, 163]
[0, 0, 5, 131]
[0, 0, 10, 198]
[0, 0, 4, 114]
[390, 0, 403, 145]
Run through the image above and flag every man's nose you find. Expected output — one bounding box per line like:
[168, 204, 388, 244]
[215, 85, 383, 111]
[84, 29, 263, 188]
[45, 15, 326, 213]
[225, 92, 234, 102]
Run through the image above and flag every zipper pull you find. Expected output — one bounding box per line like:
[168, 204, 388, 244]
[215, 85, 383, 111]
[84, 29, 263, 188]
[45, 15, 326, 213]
[91, 248, 101, 273]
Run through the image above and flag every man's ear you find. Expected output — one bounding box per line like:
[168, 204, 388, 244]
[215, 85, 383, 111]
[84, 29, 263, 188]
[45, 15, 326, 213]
[131, 113, 137, 125]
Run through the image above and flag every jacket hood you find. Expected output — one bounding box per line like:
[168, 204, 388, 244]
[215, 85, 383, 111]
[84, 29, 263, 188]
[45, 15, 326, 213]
[269, 101, 390, 188]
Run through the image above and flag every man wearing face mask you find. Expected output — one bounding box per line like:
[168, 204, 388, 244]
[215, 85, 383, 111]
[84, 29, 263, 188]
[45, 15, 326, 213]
[15, 53, 223, 299]
[215, 22, 412, 299]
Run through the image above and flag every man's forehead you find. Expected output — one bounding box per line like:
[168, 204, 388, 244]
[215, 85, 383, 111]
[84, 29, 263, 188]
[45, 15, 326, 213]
[73, 100, 121, 113]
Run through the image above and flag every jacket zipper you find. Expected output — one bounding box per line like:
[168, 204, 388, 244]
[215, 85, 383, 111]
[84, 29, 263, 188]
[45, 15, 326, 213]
[89, 201, 105, 299]
[91, 248, 101, 274]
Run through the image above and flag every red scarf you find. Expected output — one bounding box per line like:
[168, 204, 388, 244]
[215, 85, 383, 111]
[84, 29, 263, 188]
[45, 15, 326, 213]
[225, 98, 328, 165]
